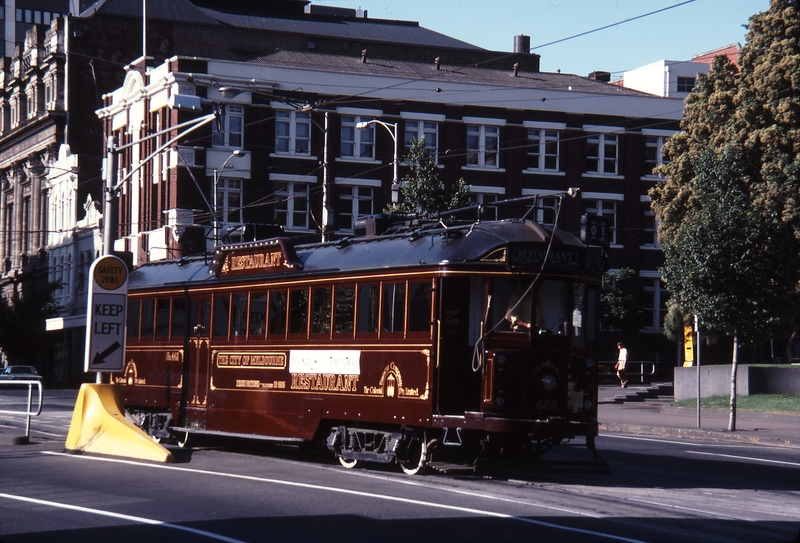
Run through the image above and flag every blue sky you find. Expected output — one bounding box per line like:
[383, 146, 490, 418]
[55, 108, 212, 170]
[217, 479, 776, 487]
[310, 0, 768, 77]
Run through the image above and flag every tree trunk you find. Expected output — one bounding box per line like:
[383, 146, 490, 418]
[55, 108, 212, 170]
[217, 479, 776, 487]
[728, 334, 739, 431]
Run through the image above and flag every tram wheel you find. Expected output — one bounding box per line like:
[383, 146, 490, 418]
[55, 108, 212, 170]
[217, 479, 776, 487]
[398, 436, 431, 476]
[338, 455, 359, 469]
[176, 431, 191, 448]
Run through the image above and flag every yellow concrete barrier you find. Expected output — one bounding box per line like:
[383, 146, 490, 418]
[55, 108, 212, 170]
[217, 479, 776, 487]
[65, 383, 173, 463]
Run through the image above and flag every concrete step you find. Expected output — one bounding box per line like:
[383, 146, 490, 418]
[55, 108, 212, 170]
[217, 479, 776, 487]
[613, 382, 674, 404]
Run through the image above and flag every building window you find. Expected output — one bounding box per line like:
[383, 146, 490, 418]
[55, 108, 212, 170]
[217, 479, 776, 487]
[469, 192, 500, 221]
[274, 182, 309, 230]
[275, 110, 311, 156]
[586, 133, 618, 175]
[216, 178, 242, 229]
[641, 275, 668, 331]
[536, 196, 559, 226]
[336, 185, 374, 232]
[644, 135, 670, 175]
[527, 128, 559, 171]
[677, 76, 696, 93]
[212, 105, 243, 149]
[466, 124, 499, 168]
[585, 199, 617, 245]
[404, 120, 438, 162]
[341, 115, 374, 160]
[642, 209, 660, 248]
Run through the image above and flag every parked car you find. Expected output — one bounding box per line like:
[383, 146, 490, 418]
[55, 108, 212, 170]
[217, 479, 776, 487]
[0, 365, 43, 381]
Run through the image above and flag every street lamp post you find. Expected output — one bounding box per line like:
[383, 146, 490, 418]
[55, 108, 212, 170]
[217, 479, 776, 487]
[356, 120, 399, 204]
[212, 150, 244, 245]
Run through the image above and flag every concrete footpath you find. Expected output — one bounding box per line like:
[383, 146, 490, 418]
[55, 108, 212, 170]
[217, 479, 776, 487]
[2, 386, 799, 449]
[598, 384, 800, 449]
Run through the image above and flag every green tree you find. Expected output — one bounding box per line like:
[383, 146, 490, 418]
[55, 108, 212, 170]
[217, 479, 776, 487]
[386, 138, 471, 216]
[0, 280, 62, 369]
[600, 267, 637, 332]
[651, 0, 800, 430]
[658, 149, 800, 430]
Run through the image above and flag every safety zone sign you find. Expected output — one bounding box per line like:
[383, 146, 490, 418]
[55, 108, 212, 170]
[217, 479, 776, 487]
[84, 255, 128, 372]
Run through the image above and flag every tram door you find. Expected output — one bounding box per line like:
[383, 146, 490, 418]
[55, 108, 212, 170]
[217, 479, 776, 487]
[182, 293, 211, 427]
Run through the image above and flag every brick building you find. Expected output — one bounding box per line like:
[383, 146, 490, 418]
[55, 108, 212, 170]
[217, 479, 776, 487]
[99, 50, 683, 370]
[0, 0, 545, 382]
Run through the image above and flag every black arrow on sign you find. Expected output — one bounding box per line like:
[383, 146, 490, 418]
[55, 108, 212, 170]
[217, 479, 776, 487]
[92, 341, 121, 366]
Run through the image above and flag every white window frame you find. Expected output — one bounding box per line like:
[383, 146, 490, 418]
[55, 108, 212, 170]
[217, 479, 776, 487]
[524, 121, 564, 173]
[583, 193, 623, 246]
[212, 105, 244, 149]
[335, 179, 379, 232]
[340, 114, 376, 160]
[273, 180, 310, 231]
[465, 123, 500, 169]
[469, 185, 505, 221]
[642, 129, 676, 178]
[216, 177, 243, 229]
[640, 271, 667, 332]
[640, 195, 660, 249]
[402, 115, 440, 163]
[274, 109, 311, 157]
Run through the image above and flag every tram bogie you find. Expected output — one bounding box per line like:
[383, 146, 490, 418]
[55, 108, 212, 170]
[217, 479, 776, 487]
[120, 218, 603, 472]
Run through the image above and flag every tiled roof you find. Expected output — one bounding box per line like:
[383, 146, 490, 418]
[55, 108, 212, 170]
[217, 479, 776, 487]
[80, 0, 482, 51]
[199, 9, 481, 51]
[247, 50, 651, 96]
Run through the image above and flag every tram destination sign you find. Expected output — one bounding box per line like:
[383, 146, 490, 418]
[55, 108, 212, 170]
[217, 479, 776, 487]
[84, 254, 128, 372]
[507, 243, 581, 270]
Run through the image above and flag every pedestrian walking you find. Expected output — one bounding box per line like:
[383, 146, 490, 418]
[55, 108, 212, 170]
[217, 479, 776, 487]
[615, 342, 628, 388]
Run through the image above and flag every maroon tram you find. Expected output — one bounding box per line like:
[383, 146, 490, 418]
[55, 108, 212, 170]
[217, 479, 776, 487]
[120, 217, 603, 473]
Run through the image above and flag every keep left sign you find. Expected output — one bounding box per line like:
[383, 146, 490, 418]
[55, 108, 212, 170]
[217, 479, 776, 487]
[84, 255, 128, 372]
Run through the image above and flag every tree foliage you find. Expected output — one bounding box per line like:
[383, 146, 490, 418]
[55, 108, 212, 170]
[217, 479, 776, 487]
[650, 0, 800, 429]
[386, 138, 471, 215]
[600, 267, 637, 332]
[0, 280, 62, 367]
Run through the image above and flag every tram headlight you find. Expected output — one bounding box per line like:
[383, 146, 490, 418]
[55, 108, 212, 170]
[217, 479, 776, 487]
[584, 399, 593, 410]
[494, 396, 505, 408]
[585, 358, 594, 369]
[495, 354, 506, 366]
[541, 373, 558, 392]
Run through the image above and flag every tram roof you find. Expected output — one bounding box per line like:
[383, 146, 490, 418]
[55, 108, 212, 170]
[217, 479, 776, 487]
[127, 219, 596, 290]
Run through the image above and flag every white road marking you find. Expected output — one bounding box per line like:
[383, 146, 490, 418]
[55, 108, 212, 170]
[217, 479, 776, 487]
[687, 450, 800, 467]
[41, 451, 645, 543]
[0, 492, 247, 543]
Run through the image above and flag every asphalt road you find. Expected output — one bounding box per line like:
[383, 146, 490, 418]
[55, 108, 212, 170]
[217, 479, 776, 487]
[1, 389, 799, 543]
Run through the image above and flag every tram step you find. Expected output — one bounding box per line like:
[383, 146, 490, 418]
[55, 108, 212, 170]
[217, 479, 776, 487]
[428, 462, 476, 474]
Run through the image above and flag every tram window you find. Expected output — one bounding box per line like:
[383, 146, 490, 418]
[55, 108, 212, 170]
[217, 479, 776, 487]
[408, 281, 432, 332]
[334, 285, 355, 334]
[382, 282, 406, 333]
[312, 286, 332, 334]
[156, 299, 170, 338]
[141, 299, 155, 338]
[231, 293, 248, 338]
[289, 288, 308, 335]
[269, 290, 287, 336]
[172, 297, 187, 338]
[493, 278, 534, 332]
[357, 284, 379, 333]
[250, 292, 267, 337]
[190, 298, 210, 337]
[538, 280, 568, 335]
[214, 294, 231, 338]
[127, 299, 140, 339]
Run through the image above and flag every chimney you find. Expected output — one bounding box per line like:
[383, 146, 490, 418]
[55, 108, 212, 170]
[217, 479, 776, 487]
[512, 63, 519, 77]
[588, 71, 611, 82]
[361, 49, 367, 63]
[434, 57, 440, 70]
[514, 35, 530, 54]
